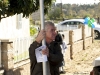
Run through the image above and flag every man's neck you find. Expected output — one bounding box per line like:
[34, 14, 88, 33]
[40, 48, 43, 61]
[46, 39, 52, 44]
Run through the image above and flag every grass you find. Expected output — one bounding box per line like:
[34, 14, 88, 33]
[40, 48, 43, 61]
[14, 51, 29, 62]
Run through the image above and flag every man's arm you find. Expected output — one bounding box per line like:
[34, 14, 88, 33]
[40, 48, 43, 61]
[29, 41, 41, 62]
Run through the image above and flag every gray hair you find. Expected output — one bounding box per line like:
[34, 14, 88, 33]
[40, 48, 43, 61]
[44, 21, 55, 30]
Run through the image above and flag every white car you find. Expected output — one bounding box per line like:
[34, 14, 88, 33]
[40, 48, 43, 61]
[56, 19, 100, 39]
[93, 25, 100, 39]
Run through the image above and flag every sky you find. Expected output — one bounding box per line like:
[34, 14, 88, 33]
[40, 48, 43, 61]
[55, 0, 100, 4]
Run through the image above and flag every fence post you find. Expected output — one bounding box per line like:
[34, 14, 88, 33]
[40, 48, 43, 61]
[69, 30, 74, 59]
[82, 25, 85, 50]
[0, 40, 1, 68]
[0, 40, 4, 75]
[91, 28, 94, 43]
[1, 39, 14, 75]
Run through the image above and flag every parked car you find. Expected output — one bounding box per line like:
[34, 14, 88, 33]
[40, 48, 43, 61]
[93, 26, 100, 39]
[56, 19, 100, 39]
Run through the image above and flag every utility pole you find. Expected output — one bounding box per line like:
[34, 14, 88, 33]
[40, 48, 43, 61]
[60, 0, 64, 21]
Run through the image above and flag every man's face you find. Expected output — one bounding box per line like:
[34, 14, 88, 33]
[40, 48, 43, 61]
[45, 25, 57, 42]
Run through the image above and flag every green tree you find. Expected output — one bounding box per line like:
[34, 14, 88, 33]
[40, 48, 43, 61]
[0, 0, 53, 20]
[47, 7, 61, 20]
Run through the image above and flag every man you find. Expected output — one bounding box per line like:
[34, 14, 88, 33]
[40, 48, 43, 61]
[29, 21, 63, 75]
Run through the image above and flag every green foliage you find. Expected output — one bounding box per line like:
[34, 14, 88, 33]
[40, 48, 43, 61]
[47, 3, 100, 20]
[0, 0, 52, 20]
[30, 26, 38, 36]
[47, 7, 62, 20]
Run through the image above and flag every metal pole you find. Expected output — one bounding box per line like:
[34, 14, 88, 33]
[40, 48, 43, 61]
[39, 0, 47, 75]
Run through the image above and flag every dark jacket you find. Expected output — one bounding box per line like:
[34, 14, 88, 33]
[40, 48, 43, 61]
[29, 41, 63, 75]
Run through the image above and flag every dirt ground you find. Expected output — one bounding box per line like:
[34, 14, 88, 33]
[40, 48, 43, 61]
[61, 39, 100, 75]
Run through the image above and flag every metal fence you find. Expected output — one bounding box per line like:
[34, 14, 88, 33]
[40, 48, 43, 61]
[13, 37, 34, 63]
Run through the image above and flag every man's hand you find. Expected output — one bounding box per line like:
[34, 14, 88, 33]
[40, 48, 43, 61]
[36, 29, 46, 43]
[42, 47, 49, 57]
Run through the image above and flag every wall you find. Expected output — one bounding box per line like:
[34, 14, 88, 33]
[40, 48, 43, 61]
[0, 14, 30, 39]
